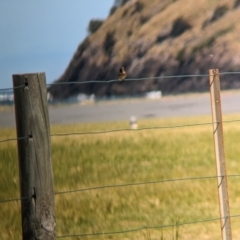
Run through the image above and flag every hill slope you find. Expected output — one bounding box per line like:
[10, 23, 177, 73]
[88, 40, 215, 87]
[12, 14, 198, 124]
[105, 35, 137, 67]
[49, 0, 240, 99]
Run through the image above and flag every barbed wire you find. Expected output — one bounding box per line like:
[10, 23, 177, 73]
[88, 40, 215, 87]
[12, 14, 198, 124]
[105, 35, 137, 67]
[1, 71, 240, 92]
[56, 214, 240, 238]
[2, 174, 240, 204]
[54, 174, 240, 196]
[1, 119, 240, 143]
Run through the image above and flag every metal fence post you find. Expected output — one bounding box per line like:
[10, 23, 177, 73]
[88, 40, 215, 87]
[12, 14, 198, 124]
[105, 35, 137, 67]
[13, 73, 56, 240]
[209, 69, 232, 240]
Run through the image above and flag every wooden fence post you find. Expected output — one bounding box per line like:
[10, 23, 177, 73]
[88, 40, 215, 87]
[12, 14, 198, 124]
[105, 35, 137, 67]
[209, 69, 232, 240]
[13, 73, 56, 240]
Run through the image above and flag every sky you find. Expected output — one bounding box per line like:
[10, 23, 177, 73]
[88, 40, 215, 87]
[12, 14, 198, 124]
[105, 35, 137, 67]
[0, 0, 114, 89]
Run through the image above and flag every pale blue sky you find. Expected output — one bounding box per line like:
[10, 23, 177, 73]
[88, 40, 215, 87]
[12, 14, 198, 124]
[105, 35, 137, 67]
[0, 0, 114, 89]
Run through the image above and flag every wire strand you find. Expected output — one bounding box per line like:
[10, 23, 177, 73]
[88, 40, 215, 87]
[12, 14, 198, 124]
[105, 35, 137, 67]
[0, 85, 25, 92]
[46, 71, 240, 87]
[0, 196, 29, 204]
[0, 136, 27, 143]
[222, 119, 240, 124]
[47, 73, 209, 86]
[50, 119, 240, 137]
[54, 174, 240, 196]
[1, 72, 239, 92]
[56, 214, 240, 238]
[220, 71, 240, 75]
[2, 174, 240, 204]
[1, 119, 240, 143]
[51, 121, 214, 137]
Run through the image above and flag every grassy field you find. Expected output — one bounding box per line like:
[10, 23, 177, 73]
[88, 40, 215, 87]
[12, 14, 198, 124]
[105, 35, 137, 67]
[1, 114, 240, 239]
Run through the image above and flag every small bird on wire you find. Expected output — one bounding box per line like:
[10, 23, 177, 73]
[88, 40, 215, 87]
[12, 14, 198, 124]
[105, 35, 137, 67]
[118, 67, 127, 81]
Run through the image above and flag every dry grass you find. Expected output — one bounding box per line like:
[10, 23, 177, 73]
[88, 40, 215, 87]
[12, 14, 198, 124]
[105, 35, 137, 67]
[1, 114, 240, 239]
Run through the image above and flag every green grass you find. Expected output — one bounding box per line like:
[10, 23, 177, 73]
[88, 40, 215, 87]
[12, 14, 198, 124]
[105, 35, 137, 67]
[1, 114, 240, 239]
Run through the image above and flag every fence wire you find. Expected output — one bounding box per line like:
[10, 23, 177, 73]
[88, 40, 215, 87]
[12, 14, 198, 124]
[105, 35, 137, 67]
[1, 71, 240, 92]
[1, 71, 240, 238]
[1, 119, 240, 143]
[1, 174, 240, 204]
[45, 71, 240, 86]
[0, 84, 25, 92]
[54, 174, 240, 196]
[0, 196, 29, 204]
[50, 119, 240, 137]
[47, 73, 210, 86]
[51, 121, 214, 137]
[56, 214, 240, 239]
[0, 136, 27, 143]
[0, 121, 217, 143]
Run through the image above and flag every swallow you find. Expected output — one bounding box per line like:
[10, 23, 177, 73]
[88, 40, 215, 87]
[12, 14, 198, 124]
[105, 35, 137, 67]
[118, 67, 127, 81]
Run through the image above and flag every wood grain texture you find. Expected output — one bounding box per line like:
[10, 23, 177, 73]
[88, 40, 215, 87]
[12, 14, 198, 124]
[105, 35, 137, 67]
[13, 73, 56, 240]
[209, 69, 232, 240]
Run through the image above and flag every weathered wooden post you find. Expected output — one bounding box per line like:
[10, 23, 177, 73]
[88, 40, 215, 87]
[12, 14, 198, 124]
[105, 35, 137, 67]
[13, 73, 56, 240]
[209, 69, 232, 240]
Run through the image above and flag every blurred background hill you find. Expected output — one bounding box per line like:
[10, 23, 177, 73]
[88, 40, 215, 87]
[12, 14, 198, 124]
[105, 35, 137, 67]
[49, 0, 240, 99]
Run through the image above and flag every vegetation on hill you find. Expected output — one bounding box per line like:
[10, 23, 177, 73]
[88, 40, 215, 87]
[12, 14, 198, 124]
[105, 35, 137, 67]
[49, 0, 240, 99]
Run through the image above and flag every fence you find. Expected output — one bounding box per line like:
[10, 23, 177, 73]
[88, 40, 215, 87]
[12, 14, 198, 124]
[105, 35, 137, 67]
[0, 70, 240, 240]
